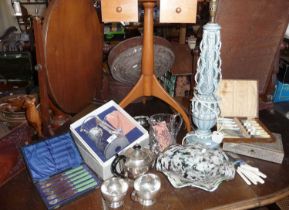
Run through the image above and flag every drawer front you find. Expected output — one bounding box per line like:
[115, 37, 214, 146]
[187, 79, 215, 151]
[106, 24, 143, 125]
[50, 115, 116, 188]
[159, 0, 197, 23]
[101, 0, 138, 23]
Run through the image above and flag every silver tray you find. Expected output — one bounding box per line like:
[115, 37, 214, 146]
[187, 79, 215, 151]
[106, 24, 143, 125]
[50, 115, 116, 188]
[108, 36, 175, 85]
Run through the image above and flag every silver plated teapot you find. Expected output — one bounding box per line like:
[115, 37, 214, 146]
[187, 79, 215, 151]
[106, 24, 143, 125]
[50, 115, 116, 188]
[111, 145, 155, 179]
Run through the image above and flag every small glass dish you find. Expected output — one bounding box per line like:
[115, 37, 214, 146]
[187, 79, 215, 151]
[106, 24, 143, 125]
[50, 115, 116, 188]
[134, 115, 150, 131]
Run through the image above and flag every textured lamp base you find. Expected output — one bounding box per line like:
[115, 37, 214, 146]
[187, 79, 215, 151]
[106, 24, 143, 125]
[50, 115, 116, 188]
[183, 131, 219, 149]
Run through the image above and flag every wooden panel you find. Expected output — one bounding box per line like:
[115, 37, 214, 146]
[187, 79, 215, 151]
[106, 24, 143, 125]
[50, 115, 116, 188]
[159, 0, 197, 23]
[101, 0, 138, 23]
[43, 0, 103, 114]
[216, 0, 289, 96]
[170, 42, 192, 75]
[217, 80, 258, 118]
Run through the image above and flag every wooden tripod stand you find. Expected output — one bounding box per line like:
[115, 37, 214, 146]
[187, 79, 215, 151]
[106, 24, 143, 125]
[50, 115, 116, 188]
[119, 1, 191, 131]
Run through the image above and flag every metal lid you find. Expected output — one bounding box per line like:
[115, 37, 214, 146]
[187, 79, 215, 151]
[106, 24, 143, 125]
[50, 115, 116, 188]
[125, 145, 152, 168]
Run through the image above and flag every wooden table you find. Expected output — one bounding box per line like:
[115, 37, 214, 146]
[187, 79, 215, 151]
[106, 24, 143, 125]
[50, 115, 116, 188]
[0, 100, 289, 210]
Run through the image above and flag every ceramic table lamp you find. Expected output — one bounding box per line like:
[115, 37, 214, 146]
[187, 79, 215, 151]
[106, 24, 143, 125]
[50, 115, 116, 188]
[184, 0, 222, 148]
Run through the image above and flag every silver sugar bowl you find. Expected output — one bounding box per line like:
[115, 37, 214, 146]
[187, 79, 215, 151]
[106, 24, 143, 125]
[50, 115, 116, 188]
[132, 173, 161, 206]
[101, 177, 128, 208]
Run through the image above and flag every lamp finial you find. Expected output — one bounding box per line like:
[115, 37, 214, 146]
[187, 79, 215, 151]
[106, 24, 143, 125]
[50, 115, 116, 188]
[209, 0, 218, 23]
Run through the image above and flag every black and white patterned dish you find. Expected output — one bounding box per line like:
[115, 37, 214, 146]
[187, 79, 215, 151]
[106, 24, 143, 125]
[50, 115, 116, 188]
[156, 144, 235, 191]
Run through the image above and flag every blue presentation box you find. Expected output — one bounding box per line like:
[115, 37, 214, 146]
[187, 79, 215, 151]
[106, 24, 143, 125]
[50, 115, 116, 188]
[21, 133, 101, 209]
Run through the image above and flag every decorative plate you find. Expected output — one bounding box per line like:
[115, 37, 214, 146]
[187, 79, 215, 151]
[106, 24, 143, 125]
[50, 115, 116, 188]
[156, 144, 235, 191]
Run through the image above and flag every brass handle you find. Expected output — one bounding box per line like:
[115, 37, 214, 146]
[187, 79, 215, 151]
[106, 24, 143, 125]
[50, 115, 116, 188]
[176, 7, 182, 14]
[116, 6, 122, 13]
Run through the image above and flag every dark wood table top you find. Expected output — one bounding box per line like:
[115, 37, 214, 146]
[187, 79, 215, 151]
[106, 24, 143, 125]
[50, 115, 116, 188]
[1, 100, 289, 210]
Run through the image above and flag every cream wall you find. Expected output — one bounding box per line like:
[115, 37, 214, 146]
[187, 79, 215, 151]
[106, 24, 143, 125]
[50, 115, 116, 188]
[0, 0, 20, 35]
